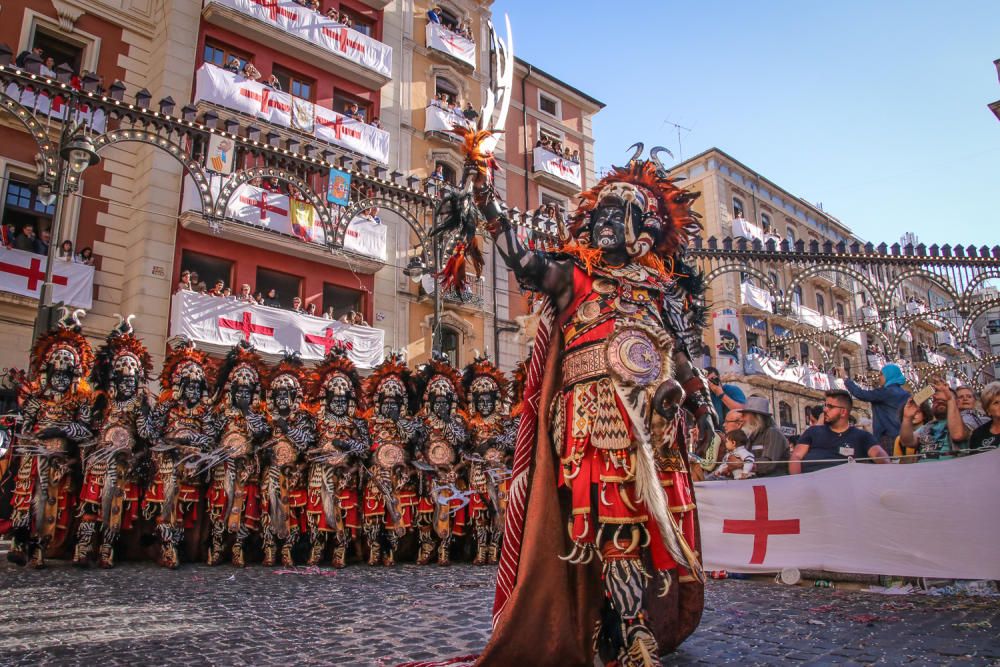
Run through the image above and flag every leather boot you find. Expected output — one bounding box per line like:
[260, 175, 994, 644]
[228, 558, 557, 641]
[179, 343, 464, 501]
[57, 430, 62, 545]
[73, 522, 96, 566]
[383, 531, 399, 567]
[98, 543, 115, 569]
[29, 545, 45, 569]
[231, 540, 246, 568]
[7, 540, 27, 566]
[280, 542, 295, 567]
[437, 537, 451, 567]
[160, 543, 179, 569]
[416, 529, 435, 566]
[363, 523, 381, 566]
[262, 542, 277, 566]
[206, 522, 225, 566]
[307, 535, 326, 566]
[331, 544, 347, 569]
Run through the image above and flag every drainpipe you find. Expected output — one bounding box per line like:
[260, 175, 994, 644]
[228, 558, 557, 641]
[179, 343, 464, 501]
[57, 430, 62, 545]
[522, 64, 532, 211]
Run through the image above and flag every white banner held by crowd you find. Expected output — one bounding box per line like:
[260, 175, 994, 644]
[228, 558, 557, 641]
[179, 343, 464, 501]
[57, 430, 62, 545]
[696, 450, 1000, 580]
[194, 64, 390, 163]
[0, 247, 94, 308]
[532, 147, 582, 188]
[170, 291, 384, 368]
[205, 0, 391, 78]
[424, 104, 473, 134]
[425, 23, 476, 68]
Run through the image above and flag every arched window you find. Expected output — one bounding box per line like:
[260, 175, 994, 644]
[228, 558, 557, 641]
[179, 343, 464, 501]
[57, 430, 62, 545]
[816, 293, 826, 317]
[792, 285, 803, 307]
[836, 302, 845, 322]
[440, 326, 460, 367]
[799, 342, 810, 363]
[732, 197, 745, 218]
[761, 212, 771, 232]
[778, 401, 793, 428]
[786, 227, 796, 246]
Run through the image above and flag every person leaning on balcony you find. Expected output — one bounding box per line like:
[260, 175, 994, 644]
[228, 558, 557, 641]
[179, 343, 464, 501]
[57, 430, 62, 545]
[844, 363, 910, 446]
[77, 246, 95, 266]
[292, 296, 304, 313]
[463, 102, 478, 121]
[326, 7, 340, 22]
[739, 397, 792, 476]
[238, 283, 255, 303]
[176, 270, 193, 293]
[58, 240, 74, 261]
[427, 6, 442, 23]
[209, 279, 226, 296]
[267, 74, 281, 91]
[306, 303, 318, 316]
[704, 366, 746, 420]
[225, 57, 241, 74]
[242, 62, 262, 82]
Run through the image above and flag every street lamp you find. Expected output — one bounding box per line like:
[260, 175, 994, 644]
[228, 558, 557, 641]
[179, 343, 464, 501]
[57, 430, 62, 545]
[31, 131, 101, 340]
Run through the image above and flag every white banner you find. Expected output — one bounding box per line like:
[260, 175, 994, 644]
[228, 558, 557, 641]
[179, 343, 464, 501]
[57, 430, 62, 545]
[0, 247, 94, 308]
[343, 215, 387, 261]
[3, 84, 107, 133]
[744, 352, 846, 392]
[205, 0, 391, 78]
[697, 449, 1000, 579]
[425, 23, 476, 68]
[532, 147, 582, 188]
[740, 281, 772, 311]
[424, 104, 473, 134]
[194, 64, 390, 163]
[170, 290, 384, 368]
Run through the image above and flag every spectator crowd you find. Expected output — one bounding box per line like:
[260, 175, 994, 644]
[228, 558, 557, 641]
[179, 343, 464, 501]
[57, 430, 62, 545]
[3, 223, 95, 265]
[694, 363, 998, 481]
[426, 6, 475, 41]
[175, 271, 368, 325]
[535, 135, 580, 164]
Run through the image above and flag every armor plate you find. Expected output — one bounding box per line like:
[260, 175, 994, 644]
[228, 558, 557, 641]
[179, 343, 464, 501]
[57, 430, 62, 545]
[222, 431, 250, 458]
[428, 441, 455, 467]
[375, 442, 405, 468]
[606, 326, 668, 387]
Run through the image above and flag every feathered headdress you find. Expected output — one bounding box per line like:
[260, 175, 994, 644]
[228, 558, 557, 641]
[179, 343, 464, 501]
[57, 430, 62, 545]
[413, 352, 465, 409]
[311, 348, 365, 412]
[91, 314, 152, 393]
[462, 353, 509, 416]
[28, 307, 94, 394]
[215, 340, 266, 404]
[364, 352, 412, 416]
[266, 352, 307, 410]
[160, 338, 215, 400]
[509, 358, 527, 417]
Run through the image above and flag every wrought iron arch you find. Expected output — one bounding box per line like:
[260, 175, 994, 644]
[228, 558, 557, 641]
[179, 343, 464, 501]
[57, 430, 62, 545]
[92, 129, 214, 213]
[700, 264, 777, 303]
[972, 355, 1000, 391]
[780, 264, 881, 314]
[885, 268, 960, 312]
[332, 196, 431, 253]
[0, 92, 60, 184]
[216, 167, 331, 232]
[960, 269, 1000, 314]
[890, 311, 963, 351]
[960, 297, 1000, 345]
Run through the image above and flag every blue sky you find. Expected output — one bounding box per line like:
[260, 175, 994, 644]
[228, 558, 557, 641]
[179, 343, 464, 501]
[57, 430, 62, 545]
[491, 0, 1000, 247]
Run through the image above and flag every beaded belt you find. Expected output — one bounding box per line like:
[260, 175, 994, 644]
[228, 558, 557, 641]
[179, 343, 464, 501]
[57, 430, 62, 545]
[562, 343, 607, 387]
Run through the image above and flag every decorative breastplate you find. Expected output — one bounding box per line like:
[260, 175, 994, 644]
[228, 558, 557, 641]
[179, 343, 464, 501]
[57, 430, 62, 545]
[98, 400, 139, 451]
[220, 411, 251, 459]
[470, 417, 505, 460]
[371, 418, 408, 468]
[424, 417, 456, 467]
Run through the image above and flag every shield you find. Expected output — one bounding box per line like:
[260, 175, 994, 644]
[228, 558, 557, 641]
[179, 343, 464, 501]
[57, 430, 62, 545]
[606, 325, 669, 387]
[375, 442, 405, 468]
[428, 441, 455, 467]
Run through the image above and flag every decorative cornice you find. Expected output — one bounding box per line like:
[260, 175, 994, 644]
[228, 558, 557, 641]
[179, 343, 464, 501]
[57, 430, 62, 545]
[51, 0, 85, 31]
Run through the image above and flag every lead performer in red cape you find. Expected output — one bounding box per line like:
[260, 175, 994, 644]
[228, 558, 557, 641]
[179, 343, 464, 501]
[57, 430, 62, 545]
[426, 25, 714, 654]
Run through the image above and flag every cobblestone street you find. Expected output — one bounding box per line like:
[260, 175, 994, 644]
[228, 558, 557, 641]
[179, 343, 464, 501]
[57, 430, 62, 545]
[0, 562, 997, 665]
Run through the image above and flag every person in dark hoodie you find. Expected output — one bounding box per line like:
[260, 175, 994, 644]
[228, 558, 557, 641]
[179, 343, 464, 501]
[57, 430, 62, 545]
[844, 363, 910, 447]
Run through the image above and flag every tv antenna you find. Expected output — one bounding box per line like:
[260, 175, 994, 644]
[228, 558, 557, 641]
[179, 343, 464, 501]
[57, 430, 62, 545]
[662, 119, 692, 161]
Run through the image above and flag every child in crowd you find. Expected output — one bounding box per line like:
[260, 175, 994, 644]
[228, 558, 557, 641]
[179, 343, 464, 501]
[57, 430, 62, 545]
[707, 429, 756, 480]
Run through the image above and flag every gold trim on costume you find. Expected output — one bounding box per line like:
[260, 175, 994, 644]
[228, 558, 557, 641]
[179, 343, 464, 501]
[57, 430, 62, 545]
[563, 345, 607, 387]
[669, 502, 696, 513]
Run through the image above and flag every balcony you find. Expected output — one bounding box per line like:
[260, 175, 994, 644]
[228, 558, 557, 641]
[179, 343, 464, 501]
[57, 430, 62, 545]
[1, 81, 107, 133]
[170, 290, 385, 367]
[425, 22, 476, 70]
[193, 64, 390, 164]
[201, 0, 392, 89]
[423, 103, 473, 145]
[791, 303, 825, 329]
[179, 177, 386, 274]
[744, 351, 846, 393]
[0, 247, 95, 308]
[418, 275, 486, 311]
[531, 146, 581, 194]
[740, 281, 773, 312]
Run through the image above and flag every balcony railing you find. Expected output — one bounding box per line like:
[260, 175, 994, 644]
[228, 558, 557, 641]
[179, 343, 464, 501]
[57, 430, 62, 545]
[193, 64, 390, 164]
[743, 351, 847, 392]
[0, 247, 95, 308]
[740, 281, 773, 312]
[425, 22, 476, 69]
[423, 103, 473, 143]
[202, 0, 392, 88]
[532, 146, 581, 191]
[791, 303, 825, 329]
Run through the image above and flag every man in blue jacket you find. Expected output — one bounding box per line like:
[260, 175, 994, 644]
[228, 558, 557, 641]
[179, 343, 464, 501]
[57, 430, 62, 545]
[844, 364, 910, 446]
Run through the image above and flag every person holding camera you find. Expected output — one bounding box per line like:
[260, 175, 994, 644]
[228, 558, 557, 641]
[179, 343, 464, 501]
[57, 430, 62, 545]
[705, 366, 746, 420]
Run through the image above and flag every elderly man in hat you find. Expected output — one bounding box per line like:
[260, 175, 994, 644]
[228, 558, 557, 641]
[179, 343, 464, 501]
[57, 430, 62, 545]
[738, 396, 791, 476]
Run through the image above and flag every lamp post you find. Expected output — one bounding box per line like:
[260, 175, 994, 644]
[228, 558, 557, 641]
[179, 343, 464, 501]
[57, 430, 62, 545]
[31, 130, 101, 341]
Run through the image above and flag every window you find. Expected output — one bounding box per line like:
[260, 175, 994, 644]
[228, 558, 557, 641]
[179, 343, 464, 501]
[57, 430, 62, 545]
[272, 65, 314, 101]
[786, 227, 796, 246]
[434, 161, 456, 185]
[255, 266, 302, 309]
[538, 125, 563, 148]
[836, 302, 845, 322]
[732, 197, 745, 218]
[843, 356, 852, 378]
[816, 293, 825, 317]
[181, 250, 234, 292]
[761, 212, 771, 232]
[322, 283, 363, 320]
[792, 285, 803, 307]
[2, 178, 55, 239]
[437, 7, 460, 30]
[203, 40, 251, 71]
[440, 326, 460, 366]
[746, 331, 761, 351]
[799, 342, 810, 363]
[539, 91, 561, 118]
[31, 27, 84, 74]
[778, 401, 794, 428]
[332, 89, 371, 121]
[540, 192, 566, 212]
[768, 271, 781, 293]
[434, 75, 460, 103]
[339, 7, 374, 35]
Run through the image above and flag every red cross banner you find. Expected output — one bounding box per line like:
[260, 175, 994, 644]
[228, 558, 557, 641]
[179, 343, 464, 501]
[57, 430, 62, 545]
[170, 290, 384, 368]
[0, 247, 94, 308]
[532, 146, 582, 188]
[425, 23, 476, 68]
[204, 0, 391, 78]
[696, 449, 1000, 580]
[194, 64, 389, 164]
